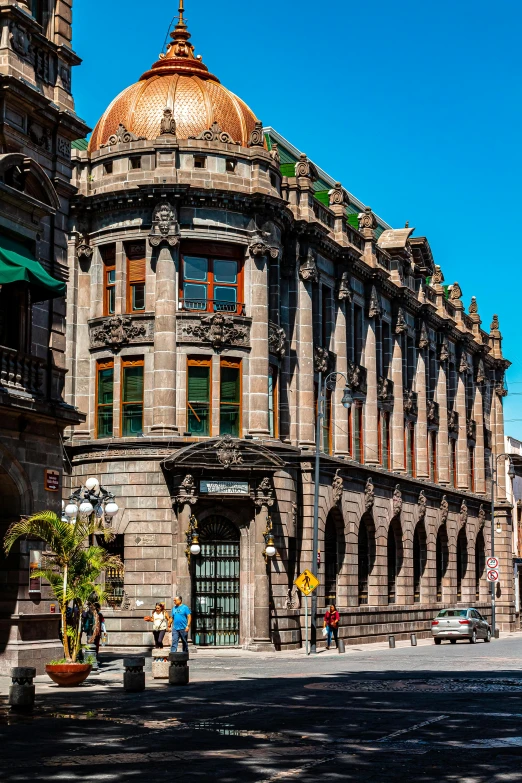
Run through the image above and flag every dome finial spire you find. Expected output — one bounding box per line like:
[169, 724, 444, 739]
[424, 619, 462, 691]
[166, 0, 195, 59]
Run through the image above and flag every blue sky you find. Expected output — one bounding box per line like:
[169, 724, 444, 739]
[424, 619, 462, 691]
[72, 0, 522, 437]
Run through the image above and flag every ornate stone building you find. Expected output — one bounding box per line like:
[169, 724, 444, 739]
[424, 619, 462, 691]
[65, 5, 513, 651]
[0, 0, 88, 671]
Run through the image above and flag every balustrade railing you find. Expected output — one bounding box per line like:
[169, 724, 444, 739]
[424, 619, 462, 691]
[178, 299, 246, 316]
[0, 345, 45, 396]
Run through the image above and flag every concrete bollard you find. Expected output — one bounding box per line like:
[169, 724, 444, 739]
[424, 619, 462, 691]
[410, 633, 417, 646]
[123, 657, 145, 692]
[169, 652, 189, 686]
[337, 639, 346, 654]
[152, 648, 170, 679]
[9, 667, 36, 711]
[388, 635, 396, 649]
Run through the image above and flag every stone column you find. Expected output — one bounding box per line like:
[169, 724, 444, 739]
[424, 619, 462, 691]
[333, 299, 349, 455]
[173, 477, 198, 612]
[391, 334, 405, 472]
[473, 383, 486, 494]
[455, 370, 468, 489]
[364, 314, 379, 465]
[115, 240, 125, 315]
[297, 259, 316, 447]
[280, 260, 297, 443]
[416, 349, 429, 478]
[151, 244, 178, 433]
[436, 358, 450, 485]
[251, 480, 275, 650]
[248, 251, 270, 436]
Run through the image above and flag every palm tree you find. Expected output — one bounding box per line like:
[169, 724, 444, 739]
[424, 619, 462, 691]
[4, 511, 122, 662]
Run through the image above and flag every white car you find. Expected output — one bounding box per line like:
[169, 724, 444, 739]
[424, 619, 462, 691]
[431, 608, 491, 644]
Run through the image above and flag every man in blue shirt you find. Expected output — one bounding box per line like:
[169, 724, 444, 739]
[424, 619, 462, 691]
[170, 595, 191, 653]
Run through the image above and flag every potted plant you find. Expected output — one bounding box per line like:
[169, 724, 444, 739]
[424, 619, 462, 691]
[4, 510, 121, 686]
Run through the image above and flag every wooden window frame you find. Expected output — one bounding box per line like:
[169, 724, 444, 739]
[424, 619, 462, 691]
[378, 410, 391, 469]
[219, 358, 242, 437]
[353, 401, 364, 463]
[180, 245, 244, 315]
[405, 420, 416, 477]
[450, 437, 457, 487]
[120, 358, 144, 438]
[187, 357, 212, 437]
[95, 359, 114, 439]
[126, 243, 146, 314]
[429, 430, 438, 483]
[104, 262, 116, 317]
[468, 446, 475, 493]
[268, 364, 279, 439]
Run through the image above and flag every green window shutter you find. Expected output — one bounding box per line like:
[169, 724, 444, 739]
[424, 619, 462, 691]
[314, 191, 330, 207]
[279, 162, 296, 177]
[98, 368, 114, 405]
[347, 214, 359, 229]
[123, 366, 143, 402]
[220, 367, 240, 402]
[188, 366, 210, 402]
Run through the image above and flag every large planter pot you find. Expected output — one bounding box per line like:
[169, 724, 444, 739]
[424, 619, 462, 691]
[45, 663, 92, 687]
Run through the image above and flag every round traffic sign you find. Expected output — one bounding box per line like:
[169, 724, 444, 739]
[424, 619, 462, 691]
[487, 569, 499, 582]
[486, 557, 499, 570]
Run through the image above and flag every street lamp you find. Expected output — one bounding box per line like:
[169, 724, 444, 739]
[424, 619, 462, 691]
[263, 515, 277, 561]
[64, 478, 119, 524]
[490, 453, 516, 638]
[185, 515, 201, 563]
[311, 371, 353, 653]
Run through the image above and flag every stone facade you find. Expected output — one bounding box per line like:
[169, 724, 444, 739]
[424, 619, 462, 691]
[64, 9, 513, 652]
[0, 0, 88, 673]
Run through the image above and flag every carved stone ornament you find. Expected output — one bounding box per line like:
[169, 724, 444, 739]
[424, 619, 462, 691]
[404, 389, 418, 416]
[329, 182, 348, 207]
[449, 282, 463, 302]
[10, 23, 32, 59]
[364, 478, 375, 512]
[431, 265, 445, 284]
[459, 353, 470, 374]
[418, 322, 429, 349]
[28, 121, 51, 151]
[160, 107, 177, 136]
[216, 434, 243, 468]
[440, 495, 449, 524]
[392, 484, 402, 517]
[190, 121, 238, 144]
[176, 474, 197, 506]
[490, 314, 500, 331]
[466, 419, 477, 440]
[299, 247, 318, 283]
[347, 361, 366, 392]
[268, 323, 287, 359]
[448, 409, 459, 433]
[248, 121, 265, 148]
[182, 313, 248, 352]
[460, 499, 468, 526]
[478, 504, 486, 525]
[101, 123, 146, 147]
[469, 296, 478, 315]
[314, 346, 329, 374]
[255, 476, 274, 508]
[90, 315, 148, 353]
[337, 271, 352, 302]
[295, 154, 318, 180]
[395, 307, 408, 335]
[377, 377, 393, 402]
[368, 286, 382, 319]
[249, 232, 279, 260]
[358, 206, 378, 232]
[148, 201, 180, 247]
[77, 234, 93, 259]
[332, 469, 344, 505]
[496, 380, 508, 398]
[438, 338, 450, 362]
[476, 358, 486, 385]
[269, 143, 281, 164]
[418, 490, 427, 522]
[427, 399, 440, 426]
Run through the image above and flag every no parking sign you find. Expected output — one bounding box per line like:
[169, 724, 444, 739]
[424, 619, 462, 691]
[487, 569, 499, 582]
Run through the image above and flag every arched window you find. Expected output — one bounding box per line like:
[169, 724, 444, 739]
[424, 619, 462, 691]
[413, 522, 427, 603]
[387, 519, 403, 605]
[475, 529, 486, 601]
[358, 515, 375, 605]
[436, 524, 449, 602]
[324, 515, 338, 605]
[456, 527, 468, 602]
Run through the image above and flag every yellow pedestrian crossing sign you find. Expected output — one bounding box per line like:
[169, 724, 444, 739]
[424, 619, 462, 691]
[295, 569, 320, 596]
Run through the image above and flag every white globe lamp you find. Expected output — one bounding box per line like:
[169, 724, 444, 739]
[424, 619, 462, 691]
[85, 477, 100, 491]
[104, 501, 119, 516]
[64, 503, 78, 518]
[79, 501, 94, 515]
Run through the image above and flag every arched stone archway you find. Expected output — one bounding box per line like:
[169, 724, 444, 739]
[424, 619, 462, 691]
[436, 523, 449, 603]
[323, 508, 346, 607]
[413, 521, 427, 603]
[358, 513, 376, 606]
[387, 517, 403, 605]
[456, 526, 468, 602]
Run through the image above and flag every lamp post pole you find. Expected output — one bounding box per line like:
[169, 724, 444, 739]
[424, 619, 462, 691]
[311, 371, 353, 654]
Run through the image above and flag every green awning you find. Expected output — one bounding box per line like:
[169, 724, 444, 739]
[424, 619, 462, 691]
[0, 234, 66, 301]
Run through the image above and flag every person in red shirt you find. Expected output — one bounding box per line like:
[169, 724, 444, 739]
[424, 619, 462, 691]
[323, 604, 340, 650]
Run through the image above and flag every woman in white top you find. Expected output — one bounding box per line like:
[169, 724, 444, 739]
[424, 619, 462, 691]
[144, 603, 170, 648]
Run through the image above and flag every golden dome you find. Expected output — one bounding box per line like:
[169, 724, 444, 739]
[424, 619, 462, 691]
[89, 2, 259, 152]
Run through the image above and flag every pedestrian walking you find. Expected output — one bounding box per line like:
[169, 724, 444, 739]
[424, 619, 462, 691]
[144, 603, 170, 648]
[170, 595, 191, 653]
[89, 602, 105, 655]
[323, 603, 340, 650]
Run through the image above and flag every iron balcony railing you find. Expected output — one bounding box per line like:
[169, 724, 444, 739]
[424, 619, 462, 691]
[178, 299, 246, 316]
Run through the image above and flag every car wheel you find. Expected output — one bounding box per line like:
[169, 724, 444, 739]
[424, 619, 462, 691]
[485, 629, 491, 643]
[450, 639, 457, 644]
[434, 638, 441, 645]
[470, 630, 477, 644]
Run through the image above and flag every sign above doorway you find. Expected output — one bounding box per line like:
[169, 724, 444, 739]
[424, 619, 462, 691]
[200, 479, 249, 495]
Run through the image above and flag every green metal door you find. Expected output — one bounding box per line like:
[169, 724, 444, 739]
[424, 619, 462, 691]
[193, 516, 240, 646]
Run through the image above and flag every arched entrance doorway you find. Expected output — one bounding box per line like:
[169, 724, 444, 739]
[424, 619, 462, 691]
[193, 516, 240, 646]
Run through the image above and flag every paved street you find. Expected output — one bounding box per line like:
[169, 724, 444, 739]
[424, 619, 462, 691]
[2, 633, 522, 782]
